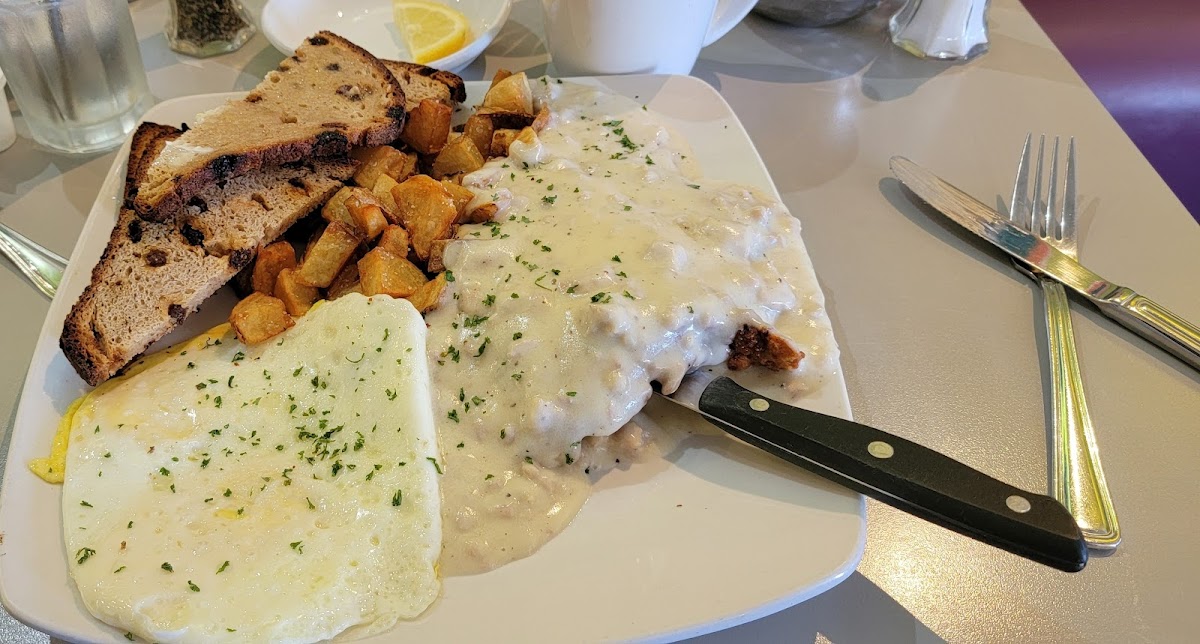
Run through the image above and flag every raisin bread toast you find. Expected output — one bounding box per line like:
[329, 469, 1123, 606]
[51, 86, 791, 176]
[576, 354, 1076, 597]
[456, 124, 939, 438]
[133, 31, 403, 222]
[383, 60, 467, 110]
[62, 123, 355, 386]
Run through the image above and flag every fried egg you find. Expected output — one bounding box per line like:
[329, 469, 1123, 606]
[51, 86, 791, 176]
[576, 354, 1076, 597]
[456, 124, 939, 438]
[61, 294, 442, 643]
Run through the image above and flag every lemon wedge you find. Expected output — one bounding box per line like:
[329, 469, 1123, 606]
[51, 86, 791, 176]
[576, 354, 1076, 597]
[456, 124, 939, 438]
[393, 0, 470, 64]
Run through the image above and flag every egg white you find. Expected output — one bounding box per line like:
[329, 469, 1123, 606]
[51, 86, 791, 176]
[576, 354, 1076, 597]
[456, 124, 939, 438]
[62, 294, 442, 643]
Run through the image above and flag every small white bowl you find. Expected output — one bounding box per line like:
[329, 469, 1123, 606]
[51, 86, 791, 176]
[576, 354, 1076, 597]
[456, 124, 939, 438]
[261, 0, 512, 72]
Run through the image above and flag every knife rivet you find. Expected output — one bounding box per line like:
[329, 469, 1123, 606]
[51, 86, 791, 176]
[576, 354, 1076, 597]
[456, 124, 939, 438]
[867, 441, 894, 459]
[1006, 495, 1032, 513]
[749, 398, 769, 412]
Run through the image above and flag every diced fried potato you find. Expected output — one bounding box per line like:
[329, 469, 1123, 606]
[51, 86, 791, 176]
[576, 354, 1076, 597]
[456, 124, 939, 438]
[490, 68, 513, 88]
[490, 128, 520, 157]
[441, 180, 476, 217]
[432, 136, 485, 180]
[346, 194, 388, 240]
[321, 186, 356, 226]
[377, 225, 410, 257]
[326, 187, 380, 229]
[427, 239, 450, 273]
[399, 98, 453, 155]
[406, 273, 447, 313]
[482, 72, 532, 114]
[273, 267, 320, 316]
[515, 126, 537, 146]
[392, 153, 419, 182]
[351, 145, 418, 188]
[301, 221, 327, 259]
[230, 292, 294, 345]
[532, 106, 551, 132]
[327, 261, 361, 300]
[464, 201, 499, 224]
[372, 175, 401, 221]
[358, 248, 427, 298]
[463, 114, 494, 157]
[390, 175, 458, 261]
[350, 146, 392, 187]
[251, 241, 297, 295]
[296, 220, 362, 288]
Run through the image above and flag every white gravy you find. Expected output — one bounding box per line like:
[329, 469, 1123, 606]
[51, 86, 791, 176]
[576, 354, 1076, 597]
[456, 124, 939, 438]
[427, 80, 839, 575]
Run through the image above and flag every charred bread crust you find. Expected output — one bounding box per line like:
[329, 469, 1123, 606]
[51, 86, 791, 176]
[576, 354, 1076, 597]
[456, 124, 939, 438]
[384, 60, 467, 104]
[133, 31, 405, 222]
[62, 123, 184, 385]
[137, 130, 368, 223]
[62, 120, 354, 385]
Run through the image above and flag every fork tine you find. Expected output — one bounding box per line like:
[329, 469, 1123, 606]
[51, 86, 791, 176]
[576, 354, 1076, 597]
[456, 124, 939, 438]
[1010, 133, 1032, 226]
[1030, 135, 1046, 236]
[1045, 136, 1060, 239]
[1063, 137, 1077, 245]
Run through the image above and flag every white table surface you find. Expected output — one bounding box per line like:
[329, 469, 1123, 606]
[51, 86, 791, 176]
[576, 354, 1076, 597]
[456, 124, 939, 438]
[2, 0, 1198, 642]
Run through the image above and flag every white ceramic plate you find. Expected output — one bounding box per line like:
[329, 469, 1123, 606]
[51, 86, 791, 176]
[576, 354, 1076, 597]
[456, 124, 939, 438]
[0, 75, 864, 643]
[260, 0, 512, 73]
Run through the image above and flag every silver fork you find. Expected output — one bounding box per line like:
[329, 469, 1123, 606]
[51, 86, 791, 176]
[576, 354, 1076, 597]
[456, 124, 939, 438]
[0, 220, 67, 298]
[1010, 134, 1120, 549]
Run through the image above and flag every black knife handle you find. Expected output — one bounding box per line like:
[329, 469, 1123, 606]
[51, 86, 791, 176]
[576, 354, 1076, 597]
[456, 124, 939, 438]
[698, 377, 1087, 572]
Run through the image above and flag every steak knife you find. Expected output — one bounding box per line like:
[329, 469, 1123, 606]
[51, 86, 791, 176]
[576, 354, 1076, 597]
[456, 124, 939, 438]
[890, 156, 1200, 372]
[655, 371, 1088, 572]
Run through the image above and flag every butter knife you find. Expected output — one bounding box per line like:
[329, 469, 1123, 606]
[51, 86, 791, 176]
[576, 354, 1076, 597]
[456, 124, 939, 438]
[890, 156, 1200, 372]
[656, 371, 1088, 572]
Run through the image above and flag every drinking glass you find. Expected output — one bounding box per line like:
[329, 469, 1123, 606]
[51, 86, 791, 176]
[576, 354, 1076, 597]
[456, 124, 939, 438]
[0, 0, 152, 153]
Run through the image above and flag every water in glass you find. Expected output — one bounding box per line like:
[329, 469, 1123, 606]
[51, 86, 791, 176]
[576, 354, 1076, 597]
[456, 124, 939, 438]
[0, 0, 152, 153]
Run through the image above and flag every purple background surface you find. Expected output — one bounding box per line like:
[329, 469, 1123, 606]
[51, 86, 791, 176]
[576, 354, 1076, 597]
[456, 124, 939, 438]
[1021, 0, 1200, 222]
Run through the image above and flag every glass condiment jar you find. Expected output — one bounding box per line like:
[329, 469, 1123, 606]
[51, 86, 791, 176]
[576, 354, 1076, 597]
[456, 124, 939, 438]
[166, 0, 256, 58]
[889, 0, 990, 61]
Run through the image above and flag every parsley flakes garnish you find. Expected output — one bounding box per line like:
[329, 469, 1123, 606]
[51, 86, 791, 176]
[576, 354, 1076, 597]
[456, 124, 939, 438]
[426, 457, 443, 474]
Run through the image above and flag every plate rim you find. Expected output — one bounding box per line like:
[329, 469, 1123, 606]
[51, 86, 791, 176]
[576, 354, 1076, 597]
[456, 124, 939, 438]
[0, 75, 865, 643]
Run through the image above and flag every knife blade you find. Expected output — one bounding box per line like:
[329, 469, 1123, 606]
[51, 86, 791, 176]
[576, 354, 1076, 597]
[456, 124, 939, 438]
[656, 370, 1087, 572]
[890, 156, 1200, 372]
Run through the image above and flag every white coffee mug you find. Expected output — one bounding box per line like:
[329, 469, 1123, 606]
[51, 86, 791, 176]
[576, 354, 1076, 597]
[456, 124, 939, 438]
[541, 0, 758, 76]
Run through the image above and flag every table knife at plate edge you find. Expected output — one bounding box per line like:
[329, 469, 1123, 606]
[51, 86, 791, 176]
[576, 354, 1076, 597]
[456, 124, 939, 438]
[889, 156, 1200, 373]
[656, 373, 1087, 572]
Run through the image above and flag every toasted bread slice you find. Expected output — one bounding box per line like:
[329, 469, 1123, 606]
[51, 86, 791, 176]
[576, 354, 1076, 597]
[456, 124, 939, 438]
[133, 31, 402, 222]
[61, 123, 355, 386]
[383, 60, 467, 110]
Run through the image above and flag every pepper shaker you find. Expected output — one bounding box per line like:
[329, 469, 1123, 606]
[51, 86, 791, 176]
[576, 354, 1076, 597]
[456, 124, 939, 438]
[166, 0, 256, 57]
